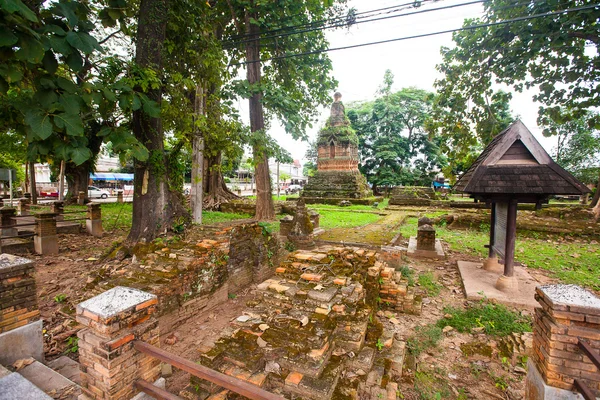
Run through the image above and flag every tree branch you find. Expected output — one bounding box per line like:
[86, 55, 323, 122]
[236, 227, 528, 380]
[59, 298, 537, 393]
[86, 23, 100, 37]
[568, 31, 600, 44]
[99, 29, 122, 45]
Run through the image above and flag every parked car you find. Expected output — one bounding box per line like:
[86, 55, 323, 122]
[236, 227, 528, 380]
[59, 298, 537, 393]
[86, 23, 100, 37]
[285, 184, 303, 195]
[40, 188, 59, 198]
[88, 186, 110, 199]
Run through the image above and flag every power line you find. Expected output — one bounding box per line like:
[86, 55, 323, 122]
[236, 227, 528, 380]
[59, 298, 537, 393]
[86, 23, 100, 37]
[224, 0, 439, 43]
[229, 3, 600, 67]
[224, 0, 488, 48]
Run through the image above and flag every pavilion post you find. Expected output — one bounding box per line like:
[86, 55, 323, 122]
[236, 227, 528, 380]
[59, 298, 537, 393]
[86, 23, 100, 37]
[503, 200, 518, 278]
[483, 202, 502, 271]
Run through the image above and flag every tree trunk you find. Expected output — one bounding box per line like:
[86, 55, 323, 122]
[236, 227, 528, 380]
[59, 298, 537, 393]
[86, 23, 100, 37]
[128, 0, 187, 243]
[191, 85, 204, 224]
[203, 152, 239, 210]
[245, 11, 274, 220]
[58, 160, 65, 201]
[590, 172, 600, 208]
[29, 161, 37, 204]
[65, 162, 90, 201]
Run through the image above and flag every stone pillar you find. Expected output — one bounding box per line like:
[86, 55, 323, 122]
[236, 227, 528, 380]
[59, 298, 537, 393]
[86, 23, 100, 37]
[76, 286, 160, 399]
[17, 198, 30, 216]
[116, 190, 123, 204]
[34, 212, 58, 255]
[86, 203, 102, 238]
[416, 224, 436, 251]
[51, 200, 64, 222]
[78, 191, 86, 205]
[309, 210, 320, 229]
[0, 254, 43, 365]
[0, 207, 18, 237]
[526, 284, 600, 399]
[279, 215, 293, 237]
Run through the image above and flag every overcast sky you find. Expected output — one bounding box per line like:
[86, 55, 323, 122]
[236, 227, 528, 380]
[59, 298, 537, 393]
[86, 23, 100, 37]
[238, 0, 556, 163]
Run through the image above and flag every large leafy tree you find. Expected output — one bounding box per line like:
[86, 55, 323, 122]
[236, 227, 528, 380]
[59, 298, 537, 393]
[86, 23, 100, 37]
[347, 72, 445, 191]
[223, 0, 346, 220]
[430, 0, 599, 183]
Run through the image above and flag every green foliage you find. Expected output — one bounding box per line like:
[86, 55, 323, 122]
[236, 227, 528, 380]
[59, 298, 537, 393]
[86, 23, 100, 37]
[407, 324, 443, 357]
[414, 370, 452, 400]
[347, 72, 446, 189]
[317, 210, 382, 229]
[64, 335, 79, 353]
[54, 294, 67, 303]
[399, 265, 415, 286]
[284, 241, 296, 252]
[417, 272, 441, 297]
[437, 302, 532, 336]
[430, 0, 600, 180]
[375, 338, 384, 351]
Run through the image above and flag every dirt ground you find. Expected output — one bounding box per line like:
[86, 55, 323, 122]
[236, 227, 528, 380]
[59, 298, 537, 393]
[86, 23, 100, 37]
[28, 215, 560, 399]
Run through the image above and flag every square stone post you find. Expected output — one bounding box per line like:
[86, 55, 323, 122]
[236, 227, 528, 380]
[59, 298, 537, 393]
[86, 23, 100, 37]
[34, 212, 58, 255]
[416, 224, 436, 251]
[86, 203, 102, 238]
[18, 198, 30, 216]
[76, 287, 160, 399]
[116, 191, 123, 204]
[0, 254, 43, 365]
[526, 284, 600, 399]
[78, 191, 86, 205]
[51, 200, 64, 222]
[0, 207, 18, 237]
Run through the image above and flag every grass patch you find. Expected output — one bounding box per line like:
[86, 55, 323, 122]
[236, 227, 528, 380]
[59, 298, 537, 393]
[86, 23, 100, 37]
[308, 198, 389, 212]
[317, 210, 383, 229]
[414, 369, 453, 400]
[437, 301, 532, 336]
[418, 271, 442, 297]
[201, 211, 252, 225]
[399, 216, 600, 290]
[407, 324, 443, 357]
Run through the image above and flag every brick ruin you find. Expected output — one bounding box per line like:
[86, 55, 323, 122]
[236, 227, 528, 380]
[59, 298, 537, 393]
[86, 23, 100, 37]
[185, 247, 421, 400]
[388, 187, 436, 206]
[527, 284, 600, 399]
[302, 93, 371, 200]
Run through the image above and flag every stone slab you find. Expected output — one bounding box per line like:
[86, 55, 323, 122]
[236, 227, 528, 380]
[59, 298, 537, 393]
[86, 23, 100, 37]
[0, 372, 53, 400]
[0, 253, 33, 272]
[19, 360, 80, 396]
[0, 320, 44, 366]
[77, 286, 156, 318]
[131, 377, 166, 400]
[538, 284, 600, 309]
[525, 359, 584, 400]
[307, 287, 338, 303]
[407, 237, 445, 258]
[46, 356, 81, 384]
[457, 261, 538, 310]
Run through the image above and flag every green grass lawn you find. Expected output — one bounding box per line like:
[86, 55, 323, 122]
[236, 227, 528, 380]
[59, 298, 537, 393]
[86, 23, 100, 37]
[318, 210, 383, 229]
[400, 217, 600, 290]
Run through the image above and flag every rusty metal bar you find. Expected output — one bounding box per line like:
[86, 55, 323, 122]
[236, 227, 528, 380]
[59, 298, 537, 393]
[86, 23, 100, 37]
[578, 339, 600, 371]
[574, 379, 596, 400]
[133, 341, 284, 400]
[0, 233, 35, 239]
[134, 380, 183, 400]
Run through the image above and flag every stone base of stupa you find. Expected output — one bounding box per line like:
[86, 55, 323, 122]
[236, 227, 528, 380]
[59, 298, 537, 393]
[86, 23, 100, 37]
[302, 170, 371, 199]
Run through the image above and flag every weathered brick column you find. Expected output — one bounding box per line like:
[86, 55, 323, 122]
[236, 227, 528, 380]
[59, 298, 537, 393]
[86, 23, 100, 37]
[76, 286, 160, 399]
[86, 203, 102, 238]
[526, 284, 600, 399]
[78, 191, 86, 205]
[17, 198, 30, 216]
[279, 215, 293, 237]
[34, 212, 58, 255]
[116, 190, 123, 204]
[0, 254, 43, 365]
[416, 224, 436, 251]
[0, 207, 18, 237]
[51, 200, 64, 221]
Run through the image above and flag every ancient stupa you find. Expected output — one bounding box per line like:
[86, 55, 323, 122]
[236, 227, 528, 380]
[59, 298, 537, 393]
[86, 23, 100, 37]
[302, 92, 370, 200]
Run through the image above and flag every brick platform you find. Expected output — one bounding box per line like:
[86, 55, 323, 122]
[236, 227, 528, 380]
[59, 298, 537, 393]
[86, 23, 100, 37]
[185, 248, 412, 400]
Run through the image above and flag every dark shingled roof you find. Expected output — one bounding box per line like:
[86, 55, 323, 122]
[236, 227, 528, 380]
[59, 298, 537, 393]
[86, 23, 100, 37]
[454, 120, 590, 196]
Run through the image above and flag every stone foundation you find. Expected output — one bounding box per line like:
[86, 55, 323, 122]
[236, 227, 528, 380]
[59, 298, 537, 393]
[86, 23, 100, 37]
[388, 186, 436, 206]
[302, 170, 371, 199]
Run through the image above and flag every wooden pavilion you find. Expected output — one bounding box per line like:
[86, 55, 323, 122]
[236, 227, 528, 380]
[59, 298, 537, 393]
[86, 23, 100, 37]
[454, 120, 590, 292]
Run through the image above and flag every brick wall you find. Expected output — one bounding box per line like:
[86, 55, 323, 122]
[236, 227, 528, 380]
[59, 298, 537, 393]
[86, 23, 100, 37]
[0, 254, 39, 334]
[531, 285, 600, 395]
[371, 263, 422, 315]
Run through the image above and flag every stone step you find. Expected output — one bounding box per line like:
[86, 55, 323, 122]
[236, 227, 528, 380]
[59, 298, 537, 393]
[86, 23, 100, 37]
[18, 360, 81, 399]
[270, 355, 343, 400]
